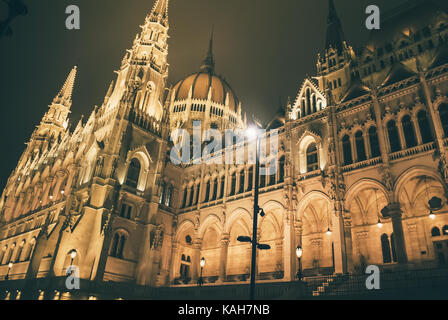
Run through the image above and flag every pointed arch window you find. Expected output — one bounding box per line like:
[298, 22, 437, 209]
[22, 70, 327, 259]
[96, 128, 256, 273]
[417, 110, 433, 144]
[164, 185, 173, 207]
[402, 115, 417, 148]
[204, 180, 211, 202]
[239, 170, 245, 194]
[159, 181, 167, 204]
[219, 178, 225, 199]
[443, 225, 448, 235]
[278, 156, 285, 183]
[432, 227, 441, 237]
[342, 135, 352, 165]
[306, 143, 319, 172]
[126, 158, 141, 188]
[368, 127, 380, 158]
[439, 103, 448, 137]
[229, 172, 236, 196]
[211, 179, 218, 201]
[387, 120, 401, 152]
[182, 188, 188, 208]
[354, 131, 366, 162]
[247, 167, 254, 191]
[188, 186, 194, 207]
[110, 233, 126, 259]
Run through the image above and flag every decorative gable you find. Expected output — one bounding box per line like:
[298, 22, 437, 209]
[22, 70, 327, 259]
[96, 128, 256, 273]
[291, 78, 327, 120]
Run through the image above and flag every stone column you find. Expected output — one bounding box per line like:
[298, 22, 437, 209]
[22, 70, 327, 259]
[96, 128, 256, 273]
[282, 212, 295, 281]
[388, 203, 408, 264]
[191, 239, 202, 282]
[168, 242, 179, 284]
[343, 218, 354, 273]
[332, 205, 348, 274]
[218, 234, 229, 282]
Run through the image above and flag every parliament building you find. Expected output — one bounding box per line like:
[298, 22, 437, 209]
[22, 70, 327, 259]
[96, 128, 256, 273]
[1, 0, 448, 299]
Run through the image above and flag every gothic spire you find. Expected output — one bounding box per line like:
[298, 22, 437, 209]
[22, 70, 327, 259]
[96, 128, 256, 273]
[325, 0, 346, 53]
[200, 26, 215, 73]
[52, 66, 77, 107]
[149, 0, 169, 28]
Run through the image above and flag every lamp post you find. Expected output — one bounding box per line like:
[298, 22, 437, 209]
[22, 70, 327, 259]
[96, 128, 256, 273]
[68, 250, 77, 275]
[198, 257, 205, 287]
[5, 262, 13, 280]
[248, 127, 260, 300]
[296, 246, 303, 282]
[237, 127, 271, 300]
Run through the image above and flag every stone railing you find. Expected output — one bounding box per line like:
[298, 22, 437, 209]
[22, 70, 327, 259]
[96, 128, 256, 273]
[128, 109, 162, 137]
[342, 157, 382, 173]
[389, 142, 435, 162]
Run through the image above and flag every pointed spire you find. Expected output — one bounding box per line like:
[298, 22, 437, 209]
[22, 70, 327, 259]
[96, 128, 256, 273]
[325, 0, 346, 53]
[200, 26, 215, 73]
[53, 66, 77, 107]
[149, 0, 169, 28]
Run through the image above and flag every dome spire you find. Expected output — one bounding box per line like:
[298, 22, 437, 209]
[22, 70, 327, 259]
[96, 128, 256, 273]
[200, 26, 215, 73]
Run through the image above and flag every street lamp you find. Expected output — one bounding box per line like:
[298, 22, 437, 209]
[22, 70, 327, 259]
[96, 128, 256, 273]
[68, 250, 77, 275]
[296, 246, 303, 281]
[5, 262, 13, 280]
[198, 257, 205, 287]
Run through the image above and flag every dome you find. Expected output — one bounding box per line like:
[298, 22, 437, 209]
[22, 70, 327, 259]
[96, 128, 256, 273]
[172, 71, 240, 112]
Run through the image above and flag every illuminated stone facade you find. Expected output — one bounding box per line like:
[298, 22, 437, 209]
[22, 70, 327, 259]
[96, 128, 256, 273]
[1, 0, 448, 292]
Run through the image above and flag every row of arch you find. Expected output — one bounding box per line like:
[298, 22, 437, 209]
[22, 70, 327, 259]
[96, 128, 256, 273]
[0, 238, 36, 265]
[181, 157, 286, 208]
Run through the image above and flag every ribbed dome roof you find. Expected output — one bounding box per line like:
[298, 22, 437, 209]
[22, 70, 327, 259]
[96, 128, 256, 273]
[172, 71, 239, 112]
[172, 29, 240, 112]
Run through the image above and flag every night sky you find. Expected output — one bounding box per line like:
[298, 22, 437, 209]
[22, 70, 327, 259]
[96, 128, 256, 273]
[0, 0, 444, 190]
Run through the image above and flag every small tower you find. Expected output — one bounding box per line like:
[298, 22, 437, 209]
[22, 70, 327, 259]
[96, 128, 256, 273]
[316, 0, 355, 103]
[106, 0, 170, 120]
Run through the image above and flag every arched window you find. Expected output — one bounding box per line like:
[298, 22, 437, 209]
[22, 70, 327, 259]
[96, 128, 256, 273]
[204, 180, 210, 202]
[306, 143, 319, 172]
[159, 181, 166, 204]
[342, 135, 352, 165]
[387, 120, 401, 152]
[0, 246, 6, 265]
[381, 234, 392, 263]
[164, 186, 173, 207]
[439, 103, 448, 137]
[125, 158, 141, 188]
[278, 156, 285, 183]
[239, 170, 245, 194]
[219, 179, 225, 199]
[354, 131, 366, 161]
[188, 186, 194, 207]
[25, 239, 36, 261]
[182, 188, 188, 208]
[442, 225, 448, 235]
[401, 115, 417, 148]
[194, 184, 200, 205]
[259, 169, 266, 187]
[211, 179, 218, 201]
[417, 110, 433, 144]
[110, 233, 126, 259]
[15, 241, 25, 263]
[120, 204, 132, 219]
[432, 226, 441, 237]
[247, 167, 254, 191]
[229, 172, 236, 196]
[390, 233, 398, 262]
[368, 127, 381, 158]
